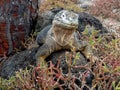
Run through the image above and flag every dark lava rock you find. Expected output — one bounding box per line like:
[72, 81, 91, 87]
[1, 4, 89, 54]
[78, 12, 108, 34]
[47, 50, 87, 74]
[0, 49, 87, 78]
[0, 48, 37, 79]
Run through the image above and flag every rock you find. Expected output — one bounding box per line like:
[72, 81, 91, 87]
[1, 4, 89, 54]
[77, 0, 93, 3]
[100, 18, 120, 37]
[47, 50, 94, 89]
[0, 0, 38, 56]
[0, 48, 37, 79]
[0, 48, 87, 78]
[77, 0, 93, 9]
[78, 12, 108, 35]
[46, 50, 87, 74]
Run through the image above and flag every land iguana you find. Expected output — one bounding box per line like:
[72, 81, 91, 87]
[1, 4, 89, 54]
[35, 10, 96, 66]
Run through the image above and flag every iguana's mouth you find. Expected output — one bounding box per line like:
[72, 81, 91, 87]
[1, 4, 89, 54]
[53, 20, 78, 29]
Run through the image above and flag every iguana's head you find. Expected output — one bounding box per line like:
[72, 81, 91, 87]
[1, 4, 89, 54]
[53, 10, 79, 29]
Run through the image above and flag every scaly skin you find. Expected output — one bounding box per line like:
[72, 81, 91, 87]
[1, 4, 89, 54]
[36, 10, 94, 67]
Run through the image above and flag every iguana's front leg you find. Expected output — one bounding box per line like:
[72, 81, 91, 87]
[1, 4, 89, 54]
[72, 40, 92, 59]
[75, 40, 98, 62]
[35, 42, 61, 68]
[35, 44, 51, 68]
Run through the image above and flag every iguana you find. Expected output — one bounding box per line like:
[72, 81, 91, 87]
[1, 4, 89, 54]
[35, 10, 95, 67]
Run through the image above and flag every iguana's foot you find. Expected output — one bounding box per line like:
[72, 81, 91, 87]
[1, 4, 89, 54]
[86, 53, 98, 63]
[37, 57, 47, 69]
[91, 55, 98, 63]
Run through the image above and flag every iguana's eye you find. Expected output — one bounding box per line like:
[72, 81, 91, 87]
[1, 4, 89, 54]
[62, 13, 65, 17]
[72, 16, 76, 19]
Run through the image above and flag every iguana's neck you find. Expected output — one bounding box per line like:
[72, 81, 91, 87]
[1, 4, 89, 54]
[51, 24, 76, 46]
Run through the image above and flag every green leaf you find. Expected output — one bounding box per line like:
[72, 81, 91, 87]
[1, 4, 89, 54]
[113, 66, 120, 72]
[112, 81, 116, 88]
[115, 87, 120, 90]
[89, 37, 95, 46]
[103, 66, 110, 73]
[97, 36, 102, 43]
[82, 27, 89, 35]
[75, 52, 80, 60]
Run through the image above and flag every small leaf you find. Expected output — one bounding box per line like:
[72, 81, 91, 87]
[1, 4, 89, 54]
[113, 66, 120, 72]
[82, 27, 89, 35]
[89, 37, 95, 46]
[75, 52, 80, 60]
[112, 81, 116, 88]
[97, 36, 102, 43]
[103, 66, 110, 73]
[115, 87, 120, 90]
